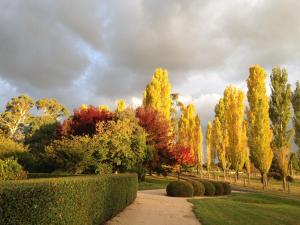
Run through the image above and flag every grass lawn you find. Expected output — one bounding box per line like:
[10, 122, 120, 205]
[138, 175, 176, 190]
[189, 192, 300, 225]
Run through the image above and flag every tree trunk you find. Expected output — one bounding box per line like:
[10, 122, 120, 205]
[248, 173, 251, 184]
[208, 172, 210, 180]
[262, 172, 268, 190]
[282, 176, 287, 191]
[223, 169, 226, 181]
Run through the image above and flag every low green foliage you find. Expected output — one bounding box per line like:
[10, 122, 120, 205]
[0, 174, 138, 225]
[200, 180, 216, 196]
[0, 158, 27, 180]
[190, 192, 300, 225]
[211, 181, 224, 195]
[166, 180, 194, 197]
[221, 182, 232, 195]
[187, 179, 205, 196]
[0, 135, 28, 159]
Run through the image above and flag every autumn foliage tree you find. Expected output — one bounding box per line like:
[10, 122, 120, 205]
[224, 86, 247, 181]
[136, 106, 173, 173]
[247, 65, 273, 189]
[172, 144, 194, 179]
[213, 98, 229, 179]
[143, 68, 171, 120]
[206, 122, 213, 178]
[178, 104, 203, 173]
[57, 106, 113, 137]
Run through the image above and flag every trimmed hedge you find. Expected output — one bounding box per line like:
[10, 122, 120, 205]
[200, 180, 216, 196]
[211, 181, 224, 195]
[166, 180, 194, 197]
[221, 182, 232, 195]
[0, 174, 138, 225]
[187, 180, 205, 196]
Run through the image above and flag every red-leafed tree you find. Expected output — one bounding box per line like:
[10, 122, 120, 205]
[57, 106, 113, 137]
[135, 106, 174, 173]
[172, 144, 195, 179]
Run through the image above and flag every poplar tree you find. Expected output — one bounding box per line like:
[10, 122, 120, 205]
[117, 99, 126, 112]
[206, 122, 213, 178]
[213, 117, 228, 179]
[247, 65, 273, 189]
[269, 67, 293, 190]
[178, 104, 203, 171]
[224, 86, 247, 181]
[213, 98, 229, 179]
[143, 68, 171, 120]
[194, 115, 203, 174]
[292, 81, 300, 152]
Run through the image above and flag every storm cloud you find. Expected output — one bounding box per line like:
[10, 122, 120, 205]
[0, 0, 299, 127]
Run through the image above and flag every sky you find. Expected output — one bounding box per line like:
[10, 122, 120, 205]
[0, 0, 300, 130]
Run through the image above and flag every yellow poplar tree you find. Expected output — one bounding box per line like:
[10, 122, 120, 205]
[213, 98, 229, 179]
[194, 115, 203, 174]
[206, 122, 213, 178]
[213, 117, 228, 179]
[247, 65, 273, 189]
[99, 105, 110, 111]
[143, 68, 171, 120]
[224, 86, 247, 181]
[178, 104, 203, 171]
[117, 99, 126, 112]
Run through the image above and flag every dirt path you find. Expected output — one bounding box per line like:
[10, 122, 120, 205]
[104, 189, 201, 225]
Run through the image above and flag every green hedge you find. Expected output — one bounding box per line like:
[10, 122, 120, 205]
[0, 174, 138, 225]
[166, 180, 194, 197]
[186, 179, 205, 196]
[211, 181, 224, 195]
[200, 180, 216, 196]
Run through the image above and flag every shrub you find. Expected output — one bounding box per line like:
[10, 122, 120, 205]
[200, 180, 215, 196]
[211, 181, 224, 195]
[187, 180, 205, 196]
[166, 180, 194, 197]
[0, 174, 138, 225]
[0, 158, 27, 180]
[221, 182, 232, 195]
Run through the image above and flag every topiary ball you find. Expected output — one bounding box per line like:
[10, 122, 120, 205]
[200, 180, 216, 196]
[166, 180, 194, 197]
[211, 182, 224, 195]
[221, 182, 232, 195]
[187, 180, 205, 196]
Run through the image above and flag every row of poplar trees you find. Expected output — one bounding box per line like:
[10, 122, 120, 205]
[143, 68, 203, 173]
[206, 65, 300, 190]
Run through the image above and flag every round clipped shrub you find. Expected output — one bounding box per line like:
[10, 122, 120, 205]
[200, 180, 215, 196]
[187, 180, 205, 196]
[211, 182, 224, 195]
[166, 180, 194, 197]
[221, 182, 232, 195]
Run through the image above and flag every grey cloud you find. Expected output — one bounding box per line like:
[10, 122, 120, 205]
[0, 0, 299, 118]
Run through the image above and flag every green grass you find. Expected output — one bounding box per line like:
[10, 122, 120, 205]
[189, 192, 300, 225]
[138, 175, 176, 190]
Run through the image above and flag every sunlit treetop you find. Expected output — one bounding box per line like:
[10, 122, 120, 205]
[117, 99, 126, 112]
[143, 68, 171, 120]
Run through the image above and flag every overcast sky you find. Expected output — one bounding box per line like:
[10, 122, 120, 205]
[0, 0, 300, 128]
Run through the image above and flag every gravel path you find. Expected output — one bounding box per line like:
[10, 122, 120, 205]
[104, 189, 201, 225]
